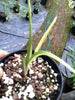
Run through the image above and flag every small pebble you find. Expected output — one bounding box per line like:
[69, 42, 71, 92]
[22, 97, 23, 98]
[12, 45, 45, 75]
[41, 86, 46, 90]
[51, 69, 54, 74]
[46, 88, 49, 93]
[13, 93, 18, 100]
[0, 63, 4, 67]
[38, 73, 43, 79]
[50, 75, 53, 78]
[29, 68, 34, 74]
[54, 85, 58, 90]
[38, 57, 44, 63]
[51, 79, 55, 83]
[54, 73, 58, 77]
[42, 95, 46, 99]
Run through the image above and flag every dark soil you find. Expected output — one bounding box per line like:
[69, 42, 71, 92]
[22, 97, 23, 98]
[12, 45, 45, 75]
[0, 52, 62, 100]
[33, 8, 38, 14]
[13, 4, 20, 13]
[0, 12, 6, 22]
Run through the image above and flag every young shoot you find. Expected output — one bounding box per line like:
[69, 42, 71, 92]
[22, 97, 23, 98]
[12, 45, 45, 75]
[21, 0, 75, 77]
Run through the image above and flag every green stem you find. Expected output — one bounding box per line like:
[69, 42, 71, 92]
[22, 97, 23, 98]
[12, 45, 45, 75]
[25, 0, 32, 66]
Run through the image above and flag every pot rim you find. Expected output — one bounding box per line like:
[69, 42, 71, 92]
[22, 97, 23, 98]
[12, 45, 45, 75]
[0, 49, 63, 100]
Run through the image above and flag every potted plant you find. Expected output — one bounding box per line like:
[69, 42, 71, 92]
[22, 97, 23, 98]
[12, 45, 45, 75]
[40, 0, 47, 5]
[0, 0, 75, 100]
[71, 15, 75, 20]
[25, 0, 28, 4]
[70, 20, 75, 26]
[63, 46, 75, 93]
[9, 0, 20, 13]
[21, 7, 28, 20]
[19, 4, 33, 20]
[25, 11, 33, 20]
[13, 0, 19, 13]
[33, 3, 41, 14]
[70, 26, 75, 38]
[0, 0, 9, 22]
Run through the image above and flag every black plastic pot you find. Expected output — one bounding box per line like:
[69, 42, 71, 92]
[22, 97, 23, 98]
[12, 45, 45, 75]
[71, 16, 75, 20]
[13, 4, 19, 13]
[40, 55, 63, 100]
[41, 0, 47, 5]
[70, 26, 75, 38]
[0, 49, 63, 100]
[0, 12, 6, 22]
[25, 0, 28, 3]
[33, 8, 38, 14]
[25, 12, 33, 20]
[73, 6, 75, 10]
[25, 12, 29, 20]
[63, 78, 75, 93]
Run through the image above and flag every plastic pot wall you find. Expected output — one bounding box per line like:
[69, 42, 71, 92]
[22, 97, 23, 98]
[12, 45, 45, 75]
[0, 49, 63, 100]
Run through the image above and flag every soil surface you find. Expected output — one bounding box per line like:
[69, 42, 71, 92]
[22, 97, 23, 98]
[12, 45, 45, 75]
[0, 51, 62, 100]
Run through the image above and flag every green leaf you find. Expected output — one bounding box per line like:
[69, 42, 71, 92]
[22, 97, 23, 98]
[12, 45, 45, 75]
[65, 51, 75, 60]
[73, 79, 75, 83]
[9, 1, 13, 5]
[19, 4, 24, 10]
[25, 0, 32, 66]
[0, 8, 2, 10]
[16, 8, 19, 11]
[2, 1, 6, 5]
[71, 74, 75, 78]
[73, 21, 75, 25]
[27, 51, 75, 74]
[68, 46, 75, 53]
[6, 4, 9, 8]
[12, 5, 14, 8]
[72, 61, 75, 68]
[22, 13, 26, 17]
[20, 55, 26, 76]
[73, 81, 75, 88]
[6, 17, 9, 21]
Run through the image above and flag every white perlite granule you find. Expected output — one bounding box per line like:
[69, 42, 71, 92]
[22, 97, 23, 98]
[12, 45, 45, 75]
[0, 96, 14, 100]
[2, 72, 14, 84]
[29, 68, 34, 74]
[0, 63, 4, 67]
[18, 84, 35, 99]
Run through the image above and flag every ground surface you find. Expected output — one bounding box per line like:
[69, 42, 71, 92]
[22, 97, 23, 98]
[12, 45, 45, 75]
[0, 0, 48, 52]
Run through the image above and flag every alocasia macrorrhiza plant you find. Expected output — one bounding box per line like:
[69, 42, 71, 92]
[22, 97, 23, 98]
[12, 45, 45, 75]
[0, 0, 75, 88]
[24, 0, 75, 75]
[0, 0, 75, 100]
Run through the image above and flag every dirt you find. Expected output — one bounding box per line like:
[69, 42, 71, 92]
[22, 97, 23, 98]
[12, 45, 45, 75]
[0, 51, 62, 100]
[23, 0, 71, 58]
